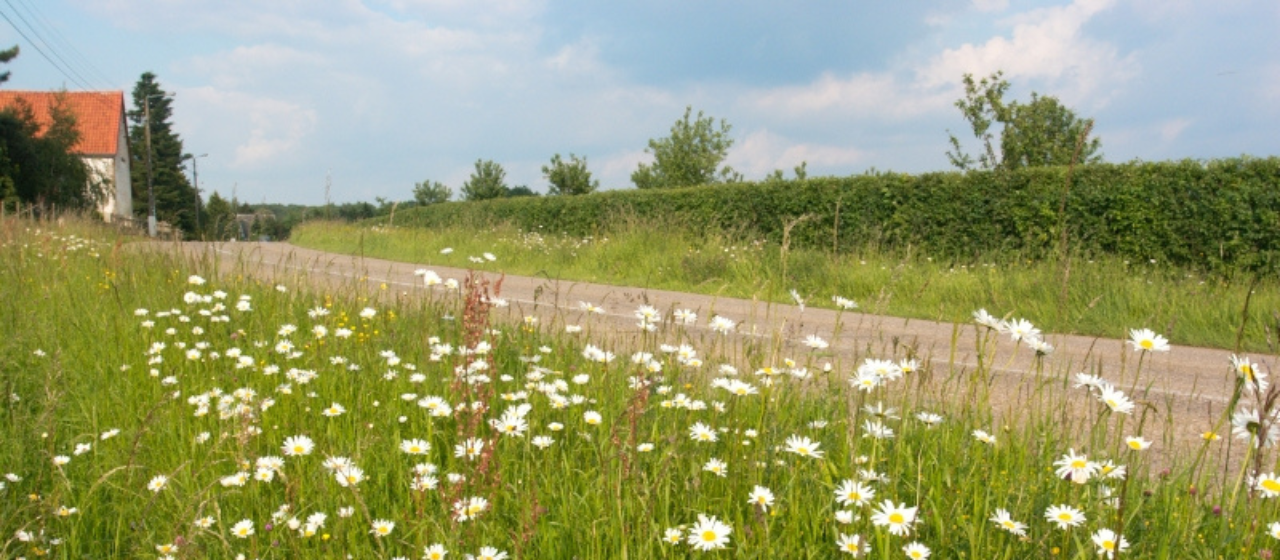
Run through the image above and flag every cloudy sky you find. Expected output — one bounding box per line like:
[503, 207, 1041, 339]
[1, 0, 1277, 204]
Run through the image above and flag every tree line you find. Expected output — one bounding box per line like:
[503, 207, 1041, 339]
[411, 70, 1099, 206]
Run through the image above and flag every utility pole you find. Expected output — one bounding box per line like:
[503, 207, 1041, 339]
[143, 92, 172, 238]
[144, 97, 155, 237]
[325, 168, 332, 220]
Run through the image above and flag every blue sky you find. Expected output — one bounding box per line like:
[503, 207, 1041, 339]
[1, 0, 1277, 204]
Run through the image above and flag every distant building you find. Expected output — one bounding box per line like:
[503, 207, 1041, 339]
[234, 211, 275, 241]
[0, 90, 133, 222]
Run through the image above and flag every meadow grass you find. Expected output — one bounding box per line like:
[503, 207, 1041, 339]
[2, 216, 1279, 559]
[290, 220, 1280, 354]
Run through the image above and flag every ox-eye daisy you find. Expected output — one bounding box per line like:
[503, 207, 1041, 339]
[784, 435, 824, 458]
[370, 519, 395, 537]
[870, 500, 917, 536]
[748, 486, 775, 511]
[283, 435, 314, 457]
[836, 533, 869, 556]
[230, 519, 254, 538]
[903, 542, 931, 559]
[990, 509, 1027, 536]
[835, 479, 875, 507]
[687, 514, 732, 551]
[423, 544, 448, 559]
[1045, 504, 1086, 530]
[1091, 528, 1130, 558]
[1128, 328, 1170, 352]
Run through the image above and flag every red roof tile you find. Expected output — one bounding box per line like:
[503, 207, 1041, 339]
[0, 90, 126, 157]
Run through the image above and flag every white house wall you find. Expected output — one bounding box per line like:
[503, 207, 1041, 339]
[113, 116, 132, 219]
[83, 156, 116, 220]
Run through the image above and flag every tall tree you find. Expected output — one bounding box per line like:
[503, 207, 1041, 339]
[461, 159, 508, 201]
[37, 92, 93, 208]
[946, 71, 1102, 171]
[202, 190, 236, 240]
[542, 153, 598, 195]
[128, 72, 197, 235]
[0, 45, 18, 84]
[632, 106, 741, 189]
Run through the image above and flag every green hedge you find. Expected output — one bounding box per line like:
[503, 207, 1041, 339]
[390, 157, 1280, 272]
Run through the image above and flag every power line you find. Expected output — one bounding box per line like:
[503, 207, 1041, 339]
[9, 0, 114, 89]
[0, 1, 96, 90]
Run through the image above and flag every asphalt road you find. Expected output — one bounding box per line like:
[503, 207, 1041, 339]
[178, 241, 1260, 467]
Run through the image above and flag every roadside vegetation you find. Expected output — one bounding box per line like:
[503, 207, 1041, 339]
[4, 215, 1278, 558]
[290, 220, 1280, 354]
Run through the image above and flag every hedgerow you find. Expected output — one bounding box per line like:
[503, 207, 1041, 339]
[391, 157, 1280, 273]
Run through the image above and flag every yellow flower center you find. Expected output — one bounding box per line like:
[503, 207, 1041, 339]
[1071, 460, 1086, 468]
[1002, 520, 1015, 529]
[1140, 339, 1153, 350]
[1262, 479, 1280, 493]
[1058, 513, 1072, 521]
[1102, 540, 1116, 550]
[1128, 440, 1143, 450]
[889, 513, 905, 524]
[701, 530, 717, 542]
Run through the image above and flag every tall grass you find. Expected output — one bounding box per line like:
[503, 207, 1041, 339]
[2, 216, 1278, 558]
[291, 220, 1280, 353]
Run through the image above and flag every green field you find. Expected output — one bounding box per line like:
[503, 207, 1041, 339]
[3, 217, 1278, 559]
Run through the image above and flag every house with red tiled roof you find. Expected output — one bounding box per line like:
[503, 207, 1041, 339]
[0, 90, 132, 221]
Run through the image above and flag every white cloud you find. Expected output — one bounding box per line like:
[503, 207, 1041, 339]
[186, 44, 328, 89]
[1159, 118, 1192, 143]
[744, 0, 1133, 125]
[972, 0, 1009, 12]
[743, 72, 953, 121]
[182, 86, 317, 169]
[594, 149, 650, 190]
[543, 38, 612, 81]
[727, 130, 865, 179]
[916, 0, 1137, 105]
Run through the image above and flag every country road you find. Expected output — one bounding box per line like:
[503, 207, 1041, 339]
[177, 241, 1259, 464]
